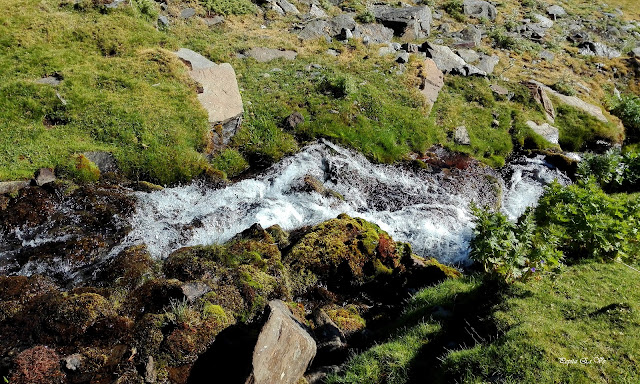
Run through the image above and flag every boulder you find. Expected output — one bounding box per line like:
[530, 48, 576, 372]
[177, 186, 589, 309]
[578, 41, 621, 59]
[328, 14, 356, 36]
[518, 22, 546, 40]
[297, 20, 330, 40]
[454, 126, 471, 145]
[157, 15, 169, 28]
[308, 4, 328, 18]
[422, 42, 485, 76]
[476, 54, 499, 74]
[419, 58, 444, 107]
[456, 49, 480, 63]
[532, 13, 554, 28]
[529, 80, 609, 123]
[83, 151, 118, 173]
[632, 47, 640, 58]
[180, 8, 196, 19]
[523, 80, 556, 122]
[459, 25, 482, 47]
[546, 4, 566, 19]
[352, 23, 394, 44]
[526, 120, 560, 145]
[241, 47, 297, 62]
[463, 0, 497, 20]
[371, 5, 432, 39]
[34, 168, 56, 186]
[174, 48, 243, 149]
[267, 0, 300, 15]
[247, 300, 316, 384]
[0, 181, 29, 196]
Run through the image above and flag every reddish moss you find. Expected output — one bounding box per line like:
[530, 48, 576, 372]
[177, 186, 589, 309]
[9, 346, 65, 384]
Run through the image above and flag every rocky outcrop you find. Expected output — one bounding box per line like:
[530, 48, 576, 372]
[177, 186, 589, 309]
[352, 23, 394, 44]
[247, 300, 316, 384]
[174, 48, 243, 150]
[463, 0, 497, 20]
[578, 41, 621, 59]
[529, 80, 609, 123]
[371, 5, 432, 39]
[524, 80, 556, 122]
[422, 42, 486, 76]
[526, 120, 560, 145]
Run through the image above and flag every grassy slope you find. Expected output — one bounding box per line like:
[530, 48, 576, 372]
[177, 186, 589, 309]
[329, 262, 640, 384]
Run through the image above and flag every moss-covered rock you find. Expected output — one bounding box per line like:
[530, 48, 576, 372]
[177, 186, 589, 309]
[100, 245, 154, 289]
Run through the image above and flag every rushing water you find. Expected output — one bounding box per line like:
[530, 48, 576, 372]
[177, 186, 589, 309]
[118, 141, 570, 265]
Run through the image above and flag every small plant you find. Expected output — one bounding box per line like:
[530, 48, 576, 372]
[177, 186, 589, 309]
[610, 94, 640, 143]
[356, 10, 375, 24]
[443, 0, 465, 22]
[489, 28, 518, 50]
[130, 0, 158, 20]
[320, 75, 356, 98]
[551, 80, 577, 96]
[199, 0, 255, 16]
[165, 298, 200, 327]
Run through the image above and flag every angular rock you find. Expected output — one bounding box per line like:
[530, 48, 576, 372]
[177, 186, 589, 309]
[157, 15, 169, 28]
[463, 0, 497, 20]
[532, 13, 553, 28]
[203, 16, 225, 26]
[489, 84, 509, 97]
[242, 47, 297, 62]
[419, 58, 444, 107]
[180, 8, 196, 19]
[328, 14, 356, 36]
[578, 41, 621, 59]
[524, 80, 556, 122]
[396, 51, 410, 63]
[456, 49, 480, 63]
[567, 31, 589, 44]
[372, 5, 432, 39]
[268, 0, 300, 15]
[539, 50, 555, 61]
[309, 4, 328, 18]
[174, 48, 243, 148]
[476, 54, 499, 74]
[526, 120, 559, 145]
[297, 20, 330, 40]
[313, 309, 346, 352]
[459, 25, 482, 47]
[422, 42, 466, 74]
[181, 282, 211, 302]
[454, 126, 471, 145]
[83, 151, 118, 173]
[247, 300, 316, 384]
[529, 80, 609, 123]
[546, 5, 566, 19]
[34, 168, 56, 186]
[632, 47, 640, 58]
[518, 22, 546, 40]
[352, 23, 394, 44]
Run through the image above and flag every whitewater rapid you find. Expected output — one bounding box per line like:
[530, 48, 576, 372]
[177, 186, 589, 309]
[119, 141, 570, 265]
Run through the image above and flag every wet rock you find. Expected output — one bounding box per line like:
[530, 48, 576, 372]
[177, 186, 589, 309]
[419, 58, 444, 107]
[546, 4, 566, 19]
[34, 168, 56, 187]
[0, 180, 29, 195]
[83, 151, 118, 174]
[476, 54, 499, 74]
[246, 300, 316, 384]
[285, 111, 305, 130]
[241, 47, 297, 62]
[352, 23, 394, 44]
[371, 5, 432, 39]
[578, 41, 621, 59]
[463, 0, 497, 20]
[526, 120, 560, 145]
[454, 126, 471, 145]
[180, 8, 196, 19]
[174, 48, 243, 149]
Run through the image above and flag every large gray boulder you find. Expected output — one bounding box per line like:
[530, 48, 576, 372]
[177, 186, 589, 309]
[329, 14, 356, 36]
[371, 5, 432, 39]
[546, 5, 566, 19]
[297, 20, 330, 40]
[422, 42, 486, 76]
[352, 23, 394, 44]
[247, 300, 317, 384]
[240, 47, 297, 62]
[174, 48, 243, 149]
[526, 120, 559, 145]
[463, 0, 497, 20]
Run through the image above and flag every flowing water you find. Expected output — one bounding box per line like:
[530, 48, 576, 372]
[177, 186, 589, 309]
[119, 141, 571, 265]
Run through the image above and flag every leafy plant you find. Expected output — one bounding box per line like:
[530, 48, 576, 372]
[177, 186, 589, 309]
[610, 94, 640, 143]
[576, 149, 640, 192]
[199, 0, 256, 16]
[443, 0, 465, 22]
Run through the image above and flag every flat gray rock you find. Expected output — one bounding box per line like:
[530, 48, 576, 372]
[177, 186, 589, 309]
[422, 42, 466, 74]
[277, 0, 300, 14]
[456, 48, 480, 63]
[297, 20, 330, 40]
[463, 0, 497, 20]
[175, 48, 216, 70]
[0, 180, 29, 195]
[180, 8, 196, 19]
[352, 23, 394, 44]
[547, 5, 566, 19]
[247, 300, 316, 384]
[242, 47, 297, 62]
[329, 14, 356, 36]
[530, 80, 608, 123]
[476, 54, 499, 74]
[372, 5, 432, 39]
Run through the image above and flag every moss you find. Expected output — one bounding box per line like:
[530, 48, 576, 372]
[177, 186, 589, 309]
[202, 303, 228, 324]
[62, 154, 101, 183]
[9, 346, 66, 384]
[102, 244, 153, 289]
[325, 304, 366, 334]
[238, 264, 279, 319]
[211, 148, 249, 178]
[53, 293, 116, 338]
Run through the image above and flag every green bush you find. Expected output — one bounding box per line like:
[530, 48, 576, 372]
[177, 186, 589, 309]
[610, 94, 640, 143]
[199, 0, 256, 16]
[576, 149, 640, 192]
[489, 28, 518, 50]
[443, 0, 465, 22]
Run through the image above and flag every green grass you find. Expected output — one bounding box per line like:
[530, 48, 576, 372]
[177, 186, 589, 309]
[329, 262, 640, 383]
[554, 103, 623, 151]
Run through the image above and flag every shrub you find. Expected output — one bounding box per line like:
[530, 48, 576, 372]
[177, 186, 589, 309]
[199, 0, 256, 16]
[489, 28, 518, 50]
[610, 94, 640, 143]
[443, 0, 465, 22]
[9, 346, 66, 384]
[469, 205, 560, 283]
[576, 149, 640, 192]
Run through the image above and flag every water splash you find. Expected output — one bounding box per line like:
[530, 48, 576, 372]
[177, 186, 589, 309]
[120, 142, 567, 265]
